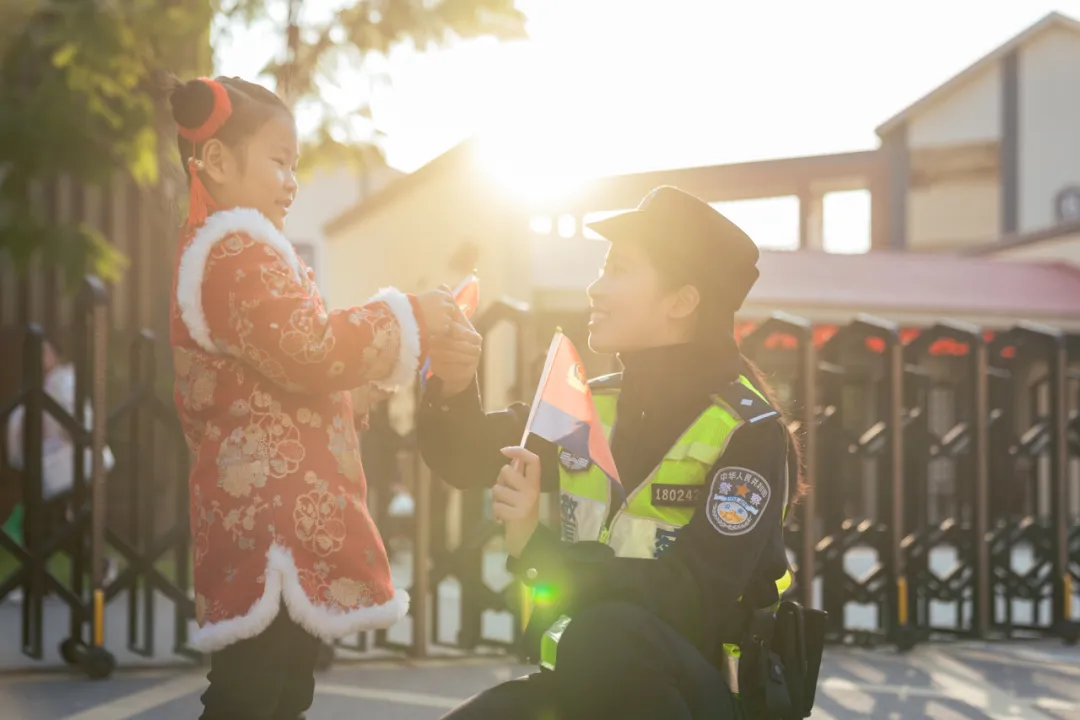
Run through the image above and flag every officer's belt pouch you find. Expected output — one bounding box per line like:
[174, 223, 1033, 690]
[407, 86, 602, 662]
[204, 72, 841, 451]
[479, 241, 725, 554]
[737, 610, 791, 719]
[773, 601, 827, 718]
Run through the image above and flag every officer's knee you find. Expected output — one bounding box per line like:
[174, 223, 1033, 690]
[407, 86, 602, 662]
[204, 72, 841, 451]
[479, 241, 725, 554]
[555, 602, 659, 675]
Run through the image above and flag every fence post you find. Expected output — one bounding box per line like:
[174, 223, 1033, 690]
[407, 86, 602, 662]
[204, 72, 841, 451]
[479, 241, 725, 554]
[1048, 333, 1074, 640]
[879, 321, 913, 650]
[412, 456, 431, 658]
[127, 333, 144, 650]
[972, 331, 991, 639]
[21, 326, 45, 658]
[86, 277, 110, 651]
[799, 322, 818, 611]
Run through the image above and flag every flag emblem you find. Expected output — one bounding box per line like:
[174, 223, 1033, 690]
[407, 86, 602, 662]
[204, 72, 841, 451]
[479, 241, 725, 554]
[567, 362, 587, 392]
[522, 332, 621, 496]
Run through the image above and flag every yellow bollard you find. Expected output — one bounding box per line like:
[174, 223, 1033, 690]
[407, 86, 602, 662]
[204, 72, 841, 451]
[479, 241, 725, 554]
[1065, 574, 1074, 620]
[897, 576, 908, 626]
[93, 589, 105, 647]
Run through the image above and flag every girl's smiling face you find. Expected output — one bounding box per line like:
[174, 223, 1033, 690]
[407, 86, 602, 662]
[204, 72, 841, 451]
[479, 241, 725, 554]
[201, 111, 299, 230]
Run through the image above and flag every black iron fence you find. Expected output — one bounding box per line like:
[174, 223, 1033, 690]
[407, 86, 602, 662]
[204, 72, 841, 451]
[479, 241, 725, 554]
[1, 280, 1078, 679]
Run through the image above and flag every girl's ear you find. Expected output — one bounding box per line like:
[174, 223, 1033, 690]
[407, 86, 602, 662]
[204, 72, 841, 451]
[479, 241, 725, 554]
[200, 138, 231, 185]
[668, 283, 701, 320]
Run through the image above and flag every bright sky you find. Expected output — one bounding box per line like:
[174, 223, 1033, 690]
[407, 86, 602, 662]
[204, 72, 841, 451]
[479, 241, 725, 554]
[216, 1, 1080, 253]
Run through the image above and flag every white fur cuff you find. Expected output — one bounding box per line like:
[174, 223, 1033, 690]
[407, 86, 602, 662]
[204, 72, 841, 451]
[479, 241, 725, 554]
[367, 287, 421, 392]
[176, 208, 303, 354]
[189, 544, 410, 653]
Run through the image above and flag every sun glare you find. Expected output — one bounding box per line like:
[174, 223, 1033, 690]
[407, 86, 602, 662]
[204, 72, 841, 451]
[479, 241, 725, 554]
[472, 130, 597, 207]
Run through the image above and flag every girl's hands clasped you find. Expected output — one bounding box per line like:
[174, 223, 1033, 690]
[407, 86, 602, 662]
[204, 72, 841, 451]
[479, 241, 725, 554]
[417, 286, 458, 337]
[494, 446, 541, 558]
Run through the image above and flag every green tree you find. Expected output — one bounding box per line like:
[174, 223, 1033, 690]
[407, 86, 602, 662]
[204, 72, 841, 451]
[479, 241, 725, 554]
[0, 0, 213, 286]
[1, 0, 527, 284]
[218, 0, 527, 171]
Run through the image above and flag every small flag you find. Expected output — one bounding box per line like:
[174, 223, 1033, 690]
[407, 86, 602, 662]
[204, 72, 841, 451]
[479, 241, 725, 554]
[452, 272, 480, 319]
[521, 332, 621, 495]
[420, 273, 480, 386]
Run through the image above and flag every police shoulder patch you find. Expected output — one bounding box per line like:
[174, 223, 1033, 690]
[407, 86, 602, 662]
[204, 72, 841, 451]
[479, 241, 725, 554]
[706, 466, 771, 536]
[717, 382, 778, 424]
[558, 449, 592, 472]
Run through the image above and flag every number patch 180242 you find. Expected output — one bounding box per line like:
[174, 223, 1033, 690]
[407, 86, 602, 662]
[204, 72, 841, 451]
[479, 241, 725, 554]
[651, 484, 703, 507]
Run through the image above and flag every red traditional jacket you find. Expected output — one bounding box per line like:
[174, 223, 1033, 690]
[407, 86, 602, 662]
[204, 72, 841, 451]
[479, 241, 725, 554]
[170, 207, 421, 652]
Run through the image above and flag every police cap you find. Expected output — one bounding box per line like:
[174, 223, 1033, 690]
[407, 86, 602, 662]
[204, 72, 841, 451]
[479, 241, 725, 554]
[586, 186, 760, 312]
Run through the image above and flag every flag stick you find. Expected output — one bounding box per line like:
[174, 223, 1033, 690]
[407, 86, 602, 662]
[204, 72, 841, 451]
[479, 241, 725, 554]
[513, 329, 562, 634]
[518, 330, 563, 449]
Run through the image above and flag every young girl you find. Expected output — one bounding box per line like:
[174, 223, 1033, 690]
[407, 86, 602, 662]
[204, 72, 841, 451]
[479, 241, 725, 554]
[167, 76, 458, 720]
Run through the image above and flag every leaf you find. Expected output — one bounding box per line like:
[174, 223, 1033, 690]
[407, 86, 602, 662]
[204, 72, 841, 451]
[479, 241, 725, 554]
[127, 125, 159, 186]
[51, 42, 77, 69]
[0, 0, 212, 287]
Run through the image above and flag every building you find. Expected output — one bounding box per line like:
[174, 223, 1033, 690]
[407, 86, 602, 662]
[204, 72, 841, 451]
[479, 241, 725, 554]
[286, 162, 403, 301]
[878, 11, 1080, 252]
[323, 11, 1080, 390]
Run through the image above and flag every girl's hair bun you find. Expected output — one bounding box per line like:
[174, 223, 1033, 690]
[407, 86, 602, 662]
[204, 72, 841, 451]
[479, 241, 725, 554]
[169, 79, 216, 131]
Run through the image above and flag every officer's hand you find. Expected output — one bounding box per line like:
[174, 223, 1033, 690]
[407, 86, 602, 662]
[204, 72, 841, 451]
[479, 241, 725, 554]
[494, 446, 541, 557]
[428, 308, 482, 398]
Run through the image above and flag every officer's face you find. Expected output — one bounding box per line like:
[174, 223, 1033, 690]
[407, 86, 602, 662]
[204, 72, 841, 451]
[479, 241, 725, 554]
[587, 242, 695, 354]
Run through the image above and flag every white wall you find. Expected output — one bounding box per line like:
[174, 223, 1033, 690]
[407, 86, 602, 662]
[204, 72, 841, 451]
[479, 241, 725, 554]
[907, 64, 1001, 149]
[284, 163, 401, 304]
[907, 179, 1000, 250]
[901, 63, 1003, 250]
[1018, 27, 1080, 233]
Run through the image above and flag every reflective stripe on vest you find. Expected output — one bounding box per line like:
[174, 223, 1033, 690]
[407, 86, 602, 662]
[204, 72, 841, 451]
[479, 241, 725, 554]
[541, 374, 793, 682]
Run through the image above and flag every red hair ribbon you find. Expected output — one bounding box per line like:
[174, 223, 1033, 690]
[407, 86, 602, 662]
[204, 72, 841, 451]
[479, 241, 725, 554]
[178, 78, 232, 144]
[180, 78, 232, 228]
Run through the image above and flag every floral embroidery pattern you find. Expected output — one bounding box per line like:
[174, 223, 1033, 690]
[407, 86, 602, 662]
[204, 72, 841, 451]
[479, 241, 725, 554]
[327, 412, 362, 483]
[215, 389, 305, 498]
[294, 471, 348, 557]
[174, 348, 219, 412]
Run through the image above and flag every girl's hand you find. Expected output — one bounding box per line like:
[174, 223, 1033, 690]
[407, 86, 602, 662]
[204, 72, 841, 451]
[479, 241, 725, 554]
[417, 287, 457, 337]
[493, 446, 541, 557]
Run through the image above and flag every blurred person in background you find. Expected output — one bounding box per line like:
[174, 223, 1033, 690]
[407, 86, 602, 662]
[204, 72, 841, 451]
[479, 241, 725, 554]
[4, 337, 117, 604]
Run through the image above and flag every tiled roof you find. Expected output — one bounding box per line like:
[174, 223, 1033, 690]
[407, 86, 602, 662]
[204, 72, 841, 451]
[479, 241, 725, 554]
[750, 250, 1080, 318]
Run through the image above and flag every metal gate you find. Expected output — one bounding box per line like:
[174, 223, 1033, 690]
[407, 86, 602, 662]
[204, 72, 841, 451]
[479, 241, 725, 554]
[4, 286, 1080, 678]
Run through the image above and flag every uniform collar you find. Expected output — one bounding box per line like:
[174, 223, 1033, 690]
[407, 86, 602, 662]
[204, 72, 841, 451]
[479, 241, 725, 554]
[617, 340, 740, 398]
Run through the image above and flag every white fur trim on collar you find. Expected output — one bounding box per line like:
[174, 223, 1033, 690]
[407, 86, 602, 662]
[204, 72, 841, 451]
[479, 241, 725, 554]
[176, 208, 303, 354]
[367, 287, 422, 392]
[189, 543, 409, 653]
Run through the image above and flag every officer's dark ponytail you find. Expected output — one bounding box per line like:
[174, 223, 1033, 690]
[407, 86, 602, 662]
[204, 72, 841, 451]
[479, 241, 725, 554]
[739, 354, 809, 518]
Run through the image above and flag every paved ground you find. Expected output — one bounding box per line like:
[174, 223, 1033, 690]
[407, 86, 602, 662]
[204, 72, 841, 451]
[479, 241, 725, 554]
[4, 546, 1080, 718]
[0, 640, 1079, 719]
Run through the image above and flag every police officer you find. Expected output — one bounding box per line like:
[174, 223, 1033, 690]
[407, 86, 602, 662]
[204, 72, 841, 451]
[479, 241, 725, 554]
[419, 186, 805, 720]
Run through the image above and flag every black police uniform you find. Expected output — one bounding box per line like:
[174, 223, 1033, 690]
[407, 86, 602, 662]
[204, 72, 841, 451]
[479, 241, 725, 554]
[418, 341, 795, 720]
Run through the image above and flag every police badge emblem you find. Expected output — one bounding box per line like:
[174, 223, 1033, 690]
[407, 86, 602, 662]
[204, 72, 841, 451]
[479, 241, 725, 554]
[558, 449, 591, 472]
[706, 466, 771, 536]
